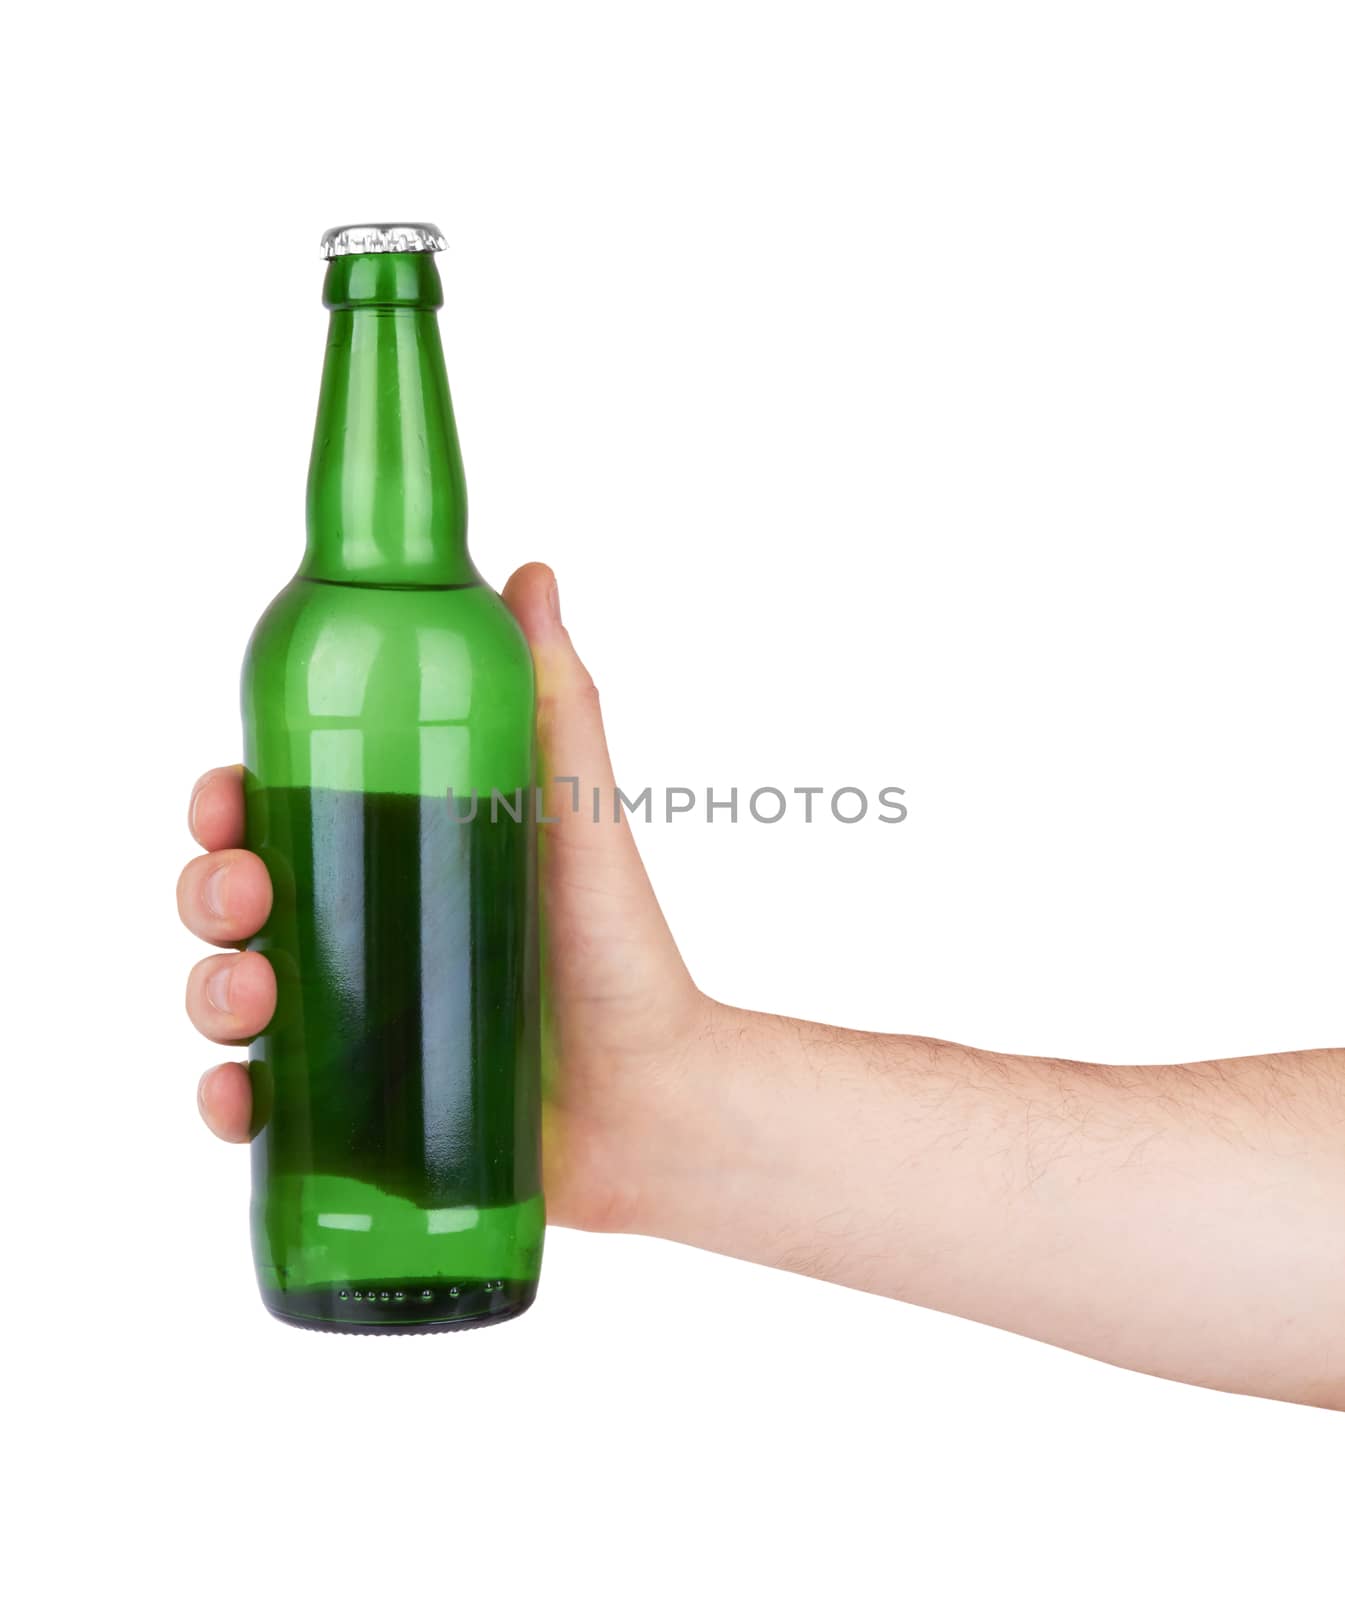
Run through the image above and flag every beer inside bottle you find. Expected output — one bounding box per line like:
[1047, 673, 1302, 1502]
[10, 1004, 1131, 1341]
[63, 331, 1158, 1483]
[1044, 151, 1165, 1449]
[241, 223, 543, 1332]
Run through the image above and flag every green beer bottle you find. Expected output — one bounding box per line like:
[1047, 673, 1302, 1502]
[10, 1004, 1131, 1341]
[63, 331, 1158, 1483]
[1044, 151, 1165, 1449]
[241, 223, 543, 1332]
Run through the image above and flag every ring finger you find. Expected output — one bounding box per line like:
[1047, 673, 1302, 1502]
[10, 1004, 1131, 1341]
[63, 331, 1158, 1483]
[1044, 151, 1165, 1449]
[186, 950, 276, 1044]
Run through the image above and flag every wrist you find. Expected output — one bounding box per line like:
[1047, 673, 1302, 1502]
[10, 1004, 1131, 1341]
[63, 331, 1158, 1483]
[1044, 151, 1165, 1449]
[618, 1000, 887, 1259]
[615, 995, 766, 1247]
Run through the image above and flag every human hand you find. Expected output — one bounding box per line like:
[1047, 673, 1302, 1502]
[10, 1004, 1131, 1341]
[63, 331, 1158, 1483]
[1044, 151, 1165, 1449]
[178, 562, 713, 1232]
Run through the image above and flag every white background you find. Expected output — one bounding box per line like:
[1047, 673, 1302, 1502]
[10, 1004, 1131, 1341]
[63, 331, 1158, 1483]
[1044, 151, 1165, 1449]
[4, 2, 1342, 1595]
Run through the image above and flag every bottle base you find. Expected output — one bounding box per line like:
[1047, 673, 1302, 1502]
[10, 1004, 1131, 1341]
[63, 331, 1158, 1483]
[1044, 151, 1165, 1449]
[261, 1276, 537, 1334]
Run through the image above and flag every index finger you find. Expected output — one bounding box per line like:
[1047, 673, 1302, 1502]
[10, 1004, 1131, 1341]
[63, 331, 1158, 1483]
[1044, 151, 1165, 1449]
[189, 766, 246, 851]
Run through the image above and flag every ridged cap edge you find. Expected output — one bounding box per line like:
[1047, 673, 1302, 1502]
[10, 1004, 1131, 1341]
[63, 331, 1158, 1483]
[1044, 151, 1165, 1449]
[321, 223, 446, 258]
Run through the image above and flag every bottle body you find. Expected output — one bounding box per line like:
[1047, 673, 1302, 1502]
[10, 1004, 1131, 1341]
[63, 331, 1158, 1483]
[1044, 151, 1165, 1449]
[242, 577, 542, 1329]
[239, 234, 543, 1331]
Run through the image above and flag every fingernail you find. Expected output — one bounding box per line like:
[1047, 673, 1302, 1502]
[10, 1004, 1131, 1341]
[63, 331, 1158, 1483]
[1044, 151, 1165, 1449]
[204, 866, 229, 919]
[197, 1070, 212, 1119]
[547, 578, 562, 624]
[206, 963, 233, 1013]
[189, 780, 204, 838]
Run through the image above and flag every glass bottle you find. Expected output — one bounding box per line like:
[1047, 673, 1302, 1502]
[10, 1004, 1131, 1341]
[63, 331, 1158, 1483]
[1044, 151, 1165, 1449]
[241, 223, 543, 1332]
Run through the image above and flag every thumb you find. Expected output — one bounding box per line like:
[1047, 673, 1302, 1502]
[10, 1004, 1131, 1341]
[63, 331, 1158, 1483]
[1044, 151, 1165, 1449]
[500, 562, 689, 1000]
[502, 562, 617, 838]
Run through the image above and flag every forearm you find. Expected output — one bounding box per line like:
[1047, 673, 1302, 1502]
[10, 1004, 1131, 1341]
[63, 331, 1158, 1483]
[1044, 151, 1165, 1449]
[633, 1005, 1345, 1408]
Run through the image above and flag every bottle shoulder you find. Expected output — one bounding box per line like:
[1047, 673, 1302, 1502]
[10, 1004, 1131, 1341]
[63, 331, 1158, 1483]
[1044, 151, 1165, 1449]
[246, 576, 529, 662]
[242, 577, 533, 729]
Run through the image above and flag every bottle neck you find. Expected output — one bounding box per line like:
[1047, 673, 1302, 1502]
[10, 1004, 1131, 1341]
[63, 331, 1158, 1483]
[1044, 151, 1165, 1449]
[302, 252, 477, 587]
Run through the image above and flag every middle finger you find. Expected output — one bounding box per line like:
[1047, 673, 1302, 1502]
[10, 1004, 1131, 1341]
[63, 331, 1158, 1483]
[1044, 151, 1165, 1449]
[176, 848, 273, 946]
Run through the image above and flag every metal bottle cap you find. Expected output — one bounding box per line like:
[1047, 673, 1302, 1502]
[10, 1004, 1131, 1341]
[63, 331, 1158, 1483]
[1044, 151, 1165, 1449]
[320, 222, 447, 258]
